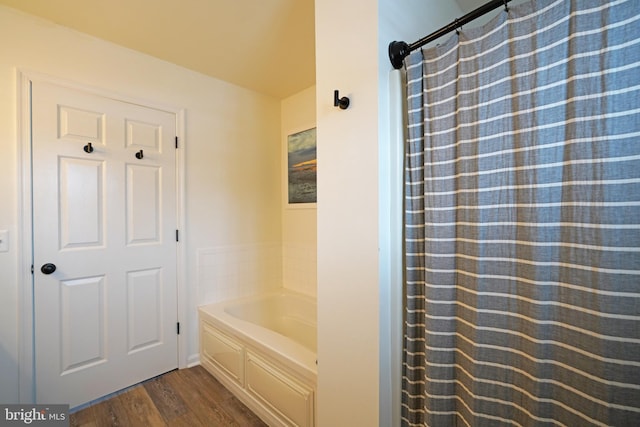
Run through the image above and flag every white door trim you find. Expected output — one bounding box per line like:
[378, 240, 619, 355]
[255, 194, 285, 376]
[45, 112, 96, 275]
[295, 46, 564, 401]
[16, 69, 188, 403]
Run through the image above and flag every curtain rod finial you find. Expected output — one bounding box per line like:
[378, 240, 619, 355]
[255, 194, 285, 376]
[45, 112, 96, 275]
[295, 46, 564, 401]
[389, 41, 410, 69]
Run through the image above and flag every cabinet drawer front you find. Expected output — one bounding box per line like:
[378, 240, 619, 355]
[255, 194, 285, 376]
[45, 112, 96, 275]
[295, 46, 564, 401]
[202, 323, 244, 385]
[246, 351, 314, 427]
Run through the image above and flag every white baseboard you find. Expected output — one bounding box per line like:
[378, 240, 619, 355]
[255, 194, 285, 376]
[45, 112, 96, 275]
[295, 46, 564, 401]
[187, 353, 200, 368]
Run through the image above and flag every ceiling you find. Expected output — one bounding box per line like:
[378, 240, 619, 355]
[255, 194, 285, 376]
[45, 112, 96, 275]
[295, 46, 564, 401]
[0, 0, 485, 99]
[0, 0, 316, 99]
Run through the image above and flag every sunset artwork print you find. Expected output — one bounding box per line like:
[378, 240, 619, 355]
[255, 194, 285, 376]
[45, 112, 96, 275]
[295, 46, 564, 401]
[287, 127, 317, 204]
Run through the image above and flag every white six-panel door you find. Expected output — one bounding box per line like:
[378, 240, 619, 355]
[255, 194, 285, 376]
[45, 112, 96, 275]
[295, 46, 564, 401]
[31, 81, 178, 408]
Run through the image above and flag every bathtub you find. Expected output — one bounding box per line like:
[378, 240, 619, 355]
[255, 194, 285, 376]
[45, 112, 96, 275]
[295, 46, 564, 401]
[198, 289, 317, 427]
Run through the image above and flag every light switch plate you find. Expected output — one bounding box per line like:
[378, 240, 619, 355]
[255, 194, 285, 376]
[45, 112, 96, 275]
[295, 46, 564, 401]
[0, 230, 8, 252]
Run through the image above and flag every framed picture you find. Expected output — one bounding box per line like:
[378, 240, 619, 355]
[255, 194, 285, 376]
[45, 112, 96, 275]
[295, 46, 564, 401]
[286, 127, 317, 207]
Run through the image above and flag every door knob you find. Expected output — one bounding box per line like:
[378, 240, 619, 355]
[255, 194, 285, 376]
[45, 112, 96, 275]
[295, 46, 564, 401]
[41, 263, 57, 275]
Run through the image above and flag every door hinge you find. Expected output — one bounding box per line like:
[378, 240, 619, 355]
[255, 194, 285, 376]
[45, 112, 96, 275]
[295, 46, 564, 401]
[177, 322, 180, 335]
[31, 265, 34, 275]
[176, 230, 179, 242]
[175, 136, 178, 149]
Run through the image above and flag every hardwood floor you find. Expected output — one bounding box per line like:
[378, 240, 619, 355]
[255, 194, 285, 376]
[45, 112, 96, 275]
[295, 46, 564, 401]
[69, 365, 267, 427]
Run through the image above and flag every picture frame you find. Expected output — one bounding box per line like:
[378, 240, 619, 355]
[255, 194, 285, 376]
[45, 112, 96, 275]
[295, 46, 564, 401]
[285, 126, 317, 208]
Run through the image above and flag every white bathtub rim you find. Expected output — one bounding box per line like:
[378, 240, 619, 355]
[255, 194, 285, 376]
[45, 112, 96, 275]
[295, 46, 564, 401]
[216, 288, 316, 311]
[223, 290, 317, 326]
[198, 289, 317, 380]
[199, 308, 317, 381]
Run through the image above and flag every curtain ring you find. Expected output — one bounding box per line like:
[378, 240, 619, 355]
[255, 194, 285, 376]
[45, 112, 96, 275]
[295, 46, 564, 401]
[455, 18, 461, 35]
[504, 0, 509, 12]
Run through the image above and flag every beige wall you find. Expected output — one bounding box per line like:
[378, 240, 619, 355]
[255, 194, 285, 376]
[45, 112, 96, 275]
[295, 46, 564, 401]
[281, 86, 317, 297]
[314, 0, 462, 425]
[315, 0, 381, 423]
[0, 5, 281, 403]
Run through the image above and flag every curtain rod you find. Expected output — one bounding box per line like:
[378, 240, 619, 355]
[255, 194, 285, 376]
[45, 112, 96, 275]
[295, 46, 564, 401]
[388, 0, 512, 69]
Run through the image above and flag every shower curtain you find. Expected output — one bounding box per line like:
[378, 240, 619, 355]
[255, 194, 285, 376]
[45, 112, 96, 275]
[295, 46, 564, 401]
[402, 0, 640, 426]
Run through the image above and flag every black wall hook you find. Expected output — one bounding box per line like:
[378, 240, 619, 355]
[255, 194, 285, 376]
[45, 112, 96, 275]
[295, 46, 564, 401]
[83, 142, 94, 153]
[135, 150, 144, 159]
[334, 90, 350, 110]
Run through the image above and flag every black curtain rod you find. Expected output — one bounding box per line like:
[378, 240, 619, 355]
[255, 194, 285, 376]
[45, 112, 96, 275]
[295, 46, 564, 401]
[388, 0, 512, 69]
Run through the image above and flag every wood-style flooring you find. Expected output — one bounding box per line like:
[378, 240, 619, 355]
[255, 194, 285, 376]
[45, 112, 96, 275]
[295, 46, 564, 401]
[69, 365, 267, 427]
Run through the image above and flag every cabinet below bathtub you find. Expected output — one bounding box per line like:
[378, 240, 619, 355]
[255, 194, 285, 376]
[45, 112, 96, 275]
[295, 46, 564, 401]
[201, 322, 244, 385]
[199, 319, 316, 427]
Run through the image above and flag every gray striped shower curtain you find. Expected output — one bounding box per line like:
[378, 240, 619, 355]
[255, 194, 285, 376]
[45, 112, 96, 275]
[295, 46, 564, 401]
[401, 0, 640, 426]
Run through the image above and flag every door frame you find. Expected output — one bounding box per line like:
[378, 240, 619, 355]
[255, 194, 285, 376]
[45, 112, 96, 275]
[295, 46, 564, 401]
[16, 69, 188, 403]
